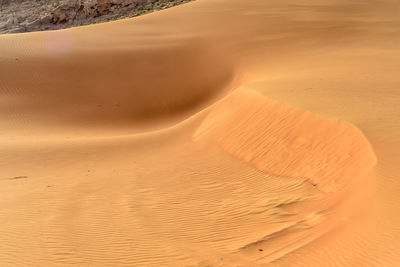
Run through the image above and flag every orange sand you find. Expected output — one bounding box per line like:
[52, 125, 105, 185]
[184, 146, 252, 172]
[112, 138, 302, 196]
[1, 0, 400, 266]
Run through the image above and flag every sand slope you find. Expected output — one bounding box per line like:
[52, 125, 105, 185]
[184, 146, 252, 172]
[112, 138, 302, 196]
[1, 0, 400, 266]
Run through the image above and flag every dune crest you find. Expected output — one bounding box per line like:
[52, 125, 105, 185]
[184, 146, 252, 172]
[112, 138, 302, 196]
[194, 90, 377, 193]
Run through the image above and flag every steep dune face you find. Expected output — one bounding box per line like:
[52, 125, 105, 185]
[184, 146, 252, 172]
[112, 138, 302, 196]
[0, 33, 238, 132]
[194, 90, 377, 193]
[1, 0, 400, 266]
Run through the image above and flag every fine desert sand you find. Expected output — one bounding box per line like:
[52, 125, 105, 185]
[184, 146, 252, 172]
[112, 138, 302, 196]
[1, 0, 400, 266]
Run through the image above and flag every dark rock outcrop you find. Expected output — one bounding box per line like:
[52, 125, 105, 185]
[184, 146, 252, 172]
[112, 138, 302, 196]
[0, 0, 193, 34]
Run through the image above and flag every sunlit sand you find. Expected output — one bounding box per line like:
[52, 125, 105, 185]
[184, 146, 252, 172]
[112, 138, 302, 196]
[1, 0, 400, 266]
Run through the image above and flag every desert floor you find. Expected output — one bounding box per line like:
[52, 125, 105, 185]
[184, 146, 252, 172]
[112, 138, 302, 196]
[1, 0, 400, 266]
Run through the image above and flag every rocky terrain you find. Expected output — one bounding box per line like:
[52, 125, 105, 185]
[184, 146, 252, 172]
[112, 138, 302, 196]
[0, 0, 193, 34]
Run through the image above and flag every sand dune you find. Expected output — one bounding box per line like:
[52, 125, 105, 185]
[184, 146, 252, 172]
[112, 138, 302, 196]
[194, 90, 376, 193]
[1, 0, 400, 266]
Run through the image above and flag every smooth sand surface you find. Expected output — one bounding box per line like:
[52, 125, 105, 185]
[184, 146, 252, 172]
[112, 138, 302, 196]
[1, 0, 400, 266]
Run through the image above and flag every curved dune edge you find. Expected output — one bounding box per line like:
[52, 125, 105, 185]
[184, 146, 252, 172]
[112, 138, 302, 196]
[194, 90, 377, 193]
[0, 31, 244, 135]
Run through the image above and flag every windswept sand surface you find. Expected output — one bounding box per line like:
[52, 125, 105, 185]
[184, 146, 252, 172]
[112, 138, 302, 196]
[1, 0, 400, 266]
